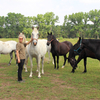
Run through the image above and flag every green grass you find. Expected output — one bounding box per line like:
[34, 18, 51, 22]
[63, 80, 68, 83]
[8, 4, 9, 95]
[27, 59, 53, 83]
[0, 38, 100, 100]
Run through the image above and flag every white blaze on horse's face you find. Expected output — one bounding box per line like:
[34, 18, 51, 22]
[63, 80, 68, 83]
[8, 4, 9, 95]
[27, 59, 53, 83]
[32, 28, 39, 46]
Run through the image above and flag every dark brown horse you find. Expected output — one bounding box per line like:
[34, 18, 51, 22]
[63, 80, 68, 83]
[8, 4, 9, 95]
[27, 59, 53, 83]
[68, 37, 98, 73]
[47, 32, 73, 69]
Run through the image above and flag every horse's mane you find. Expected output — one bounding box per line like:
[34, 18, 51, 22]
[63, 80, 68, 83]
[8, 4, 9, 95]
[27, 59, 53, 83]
[88, 39, 100, 43]
[52, 35, 59, 43]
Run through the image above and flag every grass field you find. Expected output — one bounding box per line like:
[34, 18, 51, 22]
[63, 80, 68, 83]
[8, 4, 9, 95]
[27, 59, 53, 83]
[0, 38, 100, 100]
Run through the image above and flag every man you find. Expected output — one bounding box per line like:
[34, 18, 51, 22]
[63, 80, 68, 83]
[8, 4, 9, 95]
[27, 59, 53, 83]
[16, 35, 33, 82]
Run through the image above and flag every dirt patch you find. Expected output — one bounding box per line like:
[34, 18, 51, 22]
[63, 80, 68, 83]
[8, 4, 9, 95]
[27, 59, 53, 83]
[51, 74, 75, 89]
[0, 63, 8, 68]
[45, 72, 76, 90]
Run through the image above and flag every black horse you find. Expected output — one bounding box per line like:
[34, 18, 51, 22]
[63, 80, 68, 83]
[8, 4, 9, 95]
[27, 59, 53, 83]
[47, 32, 73, 69]
[68, 37, 98, 73]
[81, 38, 100, 60]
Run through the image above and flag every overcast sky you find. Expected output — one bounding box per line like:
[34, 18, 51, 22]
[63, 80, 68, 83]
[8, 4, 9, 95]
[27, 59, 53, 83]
[0, 0, 100, 25]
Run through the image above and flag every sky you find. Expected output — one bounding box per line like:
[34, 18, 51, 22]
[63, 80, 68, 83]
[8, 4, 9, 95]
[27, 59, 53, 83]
[0, 0, 100, 25]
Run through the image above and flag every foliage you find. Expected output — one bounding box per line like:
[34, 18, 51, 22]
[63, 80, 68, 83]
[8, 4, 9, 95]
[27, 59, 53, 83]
[0, 9, 100, 38]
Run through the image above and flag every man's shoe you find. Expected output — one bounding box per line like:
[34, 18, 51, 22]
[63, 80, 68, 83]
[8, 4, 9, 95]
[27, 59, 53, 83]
[18, 80, 25, 83]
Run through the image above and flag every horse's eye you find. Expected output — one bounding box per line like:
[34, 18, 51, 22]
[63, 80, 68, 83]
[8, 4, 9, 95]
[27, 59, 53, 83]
[32, 34, 34, 36]
[37, 34, 39, 37]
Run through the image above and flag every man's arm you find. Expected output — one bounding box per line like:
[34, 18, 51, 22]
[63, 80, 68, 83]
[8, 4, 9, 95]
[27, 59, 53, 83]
[16, 50, 20, 63]
[26, 37, 33, 45]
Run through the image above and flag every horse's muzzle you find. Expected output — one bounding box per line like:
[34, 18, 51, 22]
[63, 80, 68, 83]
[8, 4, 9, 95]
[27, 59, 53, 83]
[33, 42, 37, 46]
[47, 42, 50, 46]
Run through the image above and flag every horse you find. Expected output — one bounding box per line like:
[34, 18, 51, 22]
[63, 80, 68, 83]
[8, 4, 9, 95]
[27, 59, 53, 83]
[80, 37, 100, 60]
[0, 40, 17, 65]
[47, 32, 73, 69]
[24, 26, 47, 78]
[68, 37, 98, 73]
[24, 38, 52, 73]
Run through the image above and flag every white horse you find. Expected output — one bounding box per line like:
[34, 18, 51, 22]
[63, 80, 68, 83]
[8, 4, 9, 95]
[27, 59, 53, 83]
[24, 39, 53, 72]
[0, 40, 17, 65]
[24, 27, 47, 78]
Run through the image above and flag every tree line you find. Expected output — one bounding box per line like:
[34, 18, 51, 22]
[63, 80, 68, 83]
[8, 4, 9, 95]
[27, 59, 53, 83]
[0, 9, 100, 38]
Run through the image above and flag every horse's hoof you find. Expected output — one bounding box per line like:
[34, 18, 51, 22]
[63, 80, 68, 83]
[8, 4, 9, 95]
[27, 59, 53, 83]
[83, 71, 87, 73]
[36, 70, 38, 72]
[29, 75, 32, 78]
[71, 71, 74, 73]
[25, 71, 28, 73]
[42, 72, 44, 75]
[62, 66, 65, 68]
[38, 76, 41, 78]
[8, 64, 11, 66]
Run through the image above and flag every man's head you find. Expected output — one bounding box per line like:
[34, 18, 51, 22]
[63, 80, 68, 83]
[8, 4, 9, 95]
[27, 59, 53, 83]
[18, 35, 23, 43]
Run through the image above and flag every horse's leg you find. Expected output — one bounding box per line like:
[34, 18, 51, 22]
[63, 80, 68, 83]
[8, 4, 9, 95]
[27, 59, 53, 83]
[52, 54, 56, 69]
[37, 55, 41, 78]
[48, 50, 51, 63]
[8, 51, 13, 66]
[24, 54, 29, 72]
[62, 55, 66, 68]
[41, 56, 44, 74]
[29, 55, 33, 77]
[57, 55, 59, 69]
[36, 57, 38, 72]
[52, 57, 54, 65]
[83, 57, 87, 73]
[14, 50, 17, 65]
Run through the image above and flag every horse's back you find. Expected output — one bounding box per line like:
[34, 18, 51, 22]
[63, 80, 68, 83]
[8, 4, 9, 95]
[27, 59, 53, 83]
[63, 41, 73, 49]
[0, 41, 13, 54]
[5, 41, 17, 50]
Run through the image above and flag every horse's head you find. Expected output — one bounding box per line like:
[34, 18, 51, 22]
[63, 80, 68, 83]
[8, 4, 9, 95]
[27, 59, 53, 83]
[31, 26, 39, 46]
[47, 32, 55, 46]
[68, 47, 77, 68]
[68, 57, 76, 68]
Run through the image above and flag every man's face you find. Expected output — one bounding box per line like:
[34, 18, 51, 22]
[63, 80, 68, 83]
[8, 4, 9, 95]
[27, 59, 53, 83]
[19, 37, 23, 43]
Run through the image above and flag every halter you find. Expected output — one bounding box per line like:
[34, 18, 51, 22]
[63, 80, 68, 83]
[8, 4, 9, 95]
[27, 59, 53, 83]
[47, 39, 54, 43]
[74, 39, 82, 54]
[33, 38, 38, 41]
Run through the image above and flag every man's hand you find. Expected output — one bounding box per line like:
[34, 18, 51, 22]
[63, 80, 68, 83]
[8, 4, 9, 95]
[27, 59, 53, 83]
[18, 58, 20, 63]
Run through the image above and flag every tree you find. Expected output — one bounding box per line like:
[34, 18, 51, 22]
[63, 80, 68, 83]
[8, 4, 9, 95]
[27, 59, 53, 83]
[88, 9, 100, 38]
[0, 16, 5, 37]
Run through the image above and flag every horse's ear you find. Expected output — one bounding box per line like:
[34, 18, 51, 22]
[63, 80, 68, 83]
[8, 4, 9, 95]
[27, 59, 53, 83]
[37, 26, 39, 30]
[19, 32, 20, 34]
[50, 32, 52, 35]
[32, 26, 34, 30]
[47, 32, 49, 35]
[79, 37, 81, 41]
